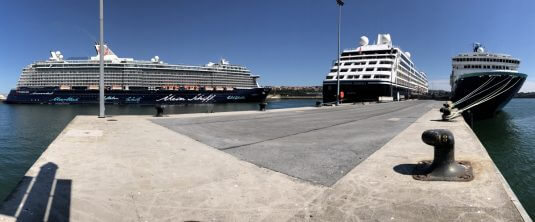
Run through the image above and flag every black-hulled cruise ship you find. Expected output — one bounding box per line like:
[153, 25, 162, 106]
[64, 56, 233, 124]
[441, 43, 527, 120]
[5, 45, 270, 104]
[323, 34, 428, 103]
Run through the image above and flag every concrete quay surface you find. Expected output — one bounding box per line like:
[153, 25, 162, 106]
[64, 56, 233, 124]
[0, 100, 530, 221]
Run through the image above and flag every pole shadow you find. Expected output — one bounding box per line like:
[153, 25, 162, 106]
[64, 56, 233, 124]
[0, 162, 71, 222]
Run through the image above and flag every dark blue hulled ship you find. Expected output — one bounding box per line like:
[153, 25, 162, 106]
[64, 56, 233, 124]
[441, 43, 527, 120]
[5, 45, 270, 105]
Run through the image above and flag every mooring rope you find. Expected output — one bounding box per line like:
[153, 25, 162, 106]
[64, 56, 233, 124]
[444, 75, 521, 120]
[452, 76, 495, 107]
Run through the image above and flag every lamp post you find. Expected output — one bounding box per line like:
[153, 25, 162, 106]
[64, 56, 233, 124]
[99, 0, 105, 118]
[335, 0, 344, 105]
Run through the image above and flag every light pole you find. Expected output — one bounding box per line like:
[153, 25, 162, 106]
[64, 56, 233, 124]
[335, 0, 344, 105]
[99, 0, 105, 118]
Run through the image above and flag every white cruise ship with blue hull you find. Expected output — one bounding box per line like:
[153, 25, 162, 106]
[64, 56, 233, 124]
[5, 44, 270, 105]
[441, 43, 527, 120]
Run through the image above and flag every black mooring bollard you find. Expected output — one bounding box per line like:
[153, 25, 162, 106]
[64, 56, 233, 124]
[259, 102, 267, 111]
[413, 129, 473, 181]
[155, 104, 164, 117]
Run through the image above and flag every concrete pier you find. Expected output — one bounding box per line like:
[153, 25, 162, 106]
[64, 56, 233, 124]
[0, 100, 530, 221]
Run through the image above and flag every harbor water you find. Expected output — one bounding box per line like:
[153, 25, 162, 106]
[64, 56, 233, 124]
[472, 98, 535, 218]
[0, 98, 533, 218]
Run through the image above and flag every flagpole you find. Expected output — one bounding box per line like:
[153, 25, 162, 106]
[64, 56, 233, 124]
[99, 0, 105, 118]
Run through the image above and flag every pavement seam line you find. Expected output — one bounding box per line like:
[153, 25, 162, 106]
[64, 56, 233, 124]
[154, 101, 418, 127]
[218, 101, 428, 151]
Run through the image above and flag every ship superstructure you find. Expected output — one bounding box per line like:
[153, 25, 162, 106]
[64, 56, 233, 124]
[441, 43, 527, 119]
[323, 34, 428, 103]
[6, 44, 270, 104]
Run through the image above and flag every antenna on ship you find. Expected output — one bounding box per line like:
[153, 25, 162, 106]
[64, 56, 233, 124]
[98, 0, 105, 118]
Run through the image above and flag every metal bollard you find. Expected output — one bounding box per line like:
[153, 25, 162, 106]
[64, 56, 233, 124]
[315, 101, 322, 107]
[259, 102, 267, 111]
[440, 101, 455, 121]
[155, 104, 164, 117]
[413, 129, 473, 181]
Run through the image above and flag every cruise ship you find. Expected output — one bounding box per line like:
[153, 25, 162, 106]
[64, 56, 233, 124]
[441, 43, 527, 120]
[323, 34, 428, 103]
[5, 44, 270, 104]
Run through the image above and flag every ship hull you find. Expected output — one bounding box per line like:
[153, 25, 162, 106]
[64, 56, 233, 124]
[4, 87, 270, 105]
[451, 72, 526, 119]
[322, 80, 415, 103]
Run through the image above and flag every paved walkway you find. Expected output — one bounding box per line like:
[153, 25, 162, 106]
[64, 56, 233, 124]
[0, 101, 529, 221]
[153, 100, 438, 186]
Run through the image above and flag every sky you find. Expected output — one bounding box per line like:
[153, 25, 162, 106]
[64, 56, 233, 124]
[1, 0, 535, 94]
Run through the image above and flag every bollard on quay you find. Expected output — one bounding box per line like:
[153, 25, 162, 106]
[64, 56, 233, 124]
[259, 102, 267, 111]
[155, 104, 164, 117]
[412, 129, 473, 181]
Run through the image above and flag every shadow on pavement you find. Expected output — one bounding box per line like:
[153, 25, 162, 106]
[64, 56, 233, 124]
[0, 162, 71, 222]
[393, 163, 418, 175]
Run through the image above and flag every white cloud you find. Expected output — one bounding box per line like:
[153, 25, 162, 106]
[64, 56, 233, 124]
[520, 80, 535, 92]
[428, 79, 451, 91]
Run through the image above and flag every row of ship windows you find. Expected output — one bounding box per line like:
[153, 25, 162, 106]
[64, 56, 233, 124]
[453, 57, 519, 64]
[326, 75, 427, 89]
[35, 63, 249, 71]
[20, 79, 254, 84]
[461, 65, 515, 70]
[400, 54, 414, 68]
[341, 49, 398, 57]
[326, 74, 390, 80]
[399, 61, 417, 74]
[330, 67, 392, 73]
[334, 60, 394, 66]
[22, 74, 254, 80]
[340, 55, 396, 61]
[22, 78, 256, 84]
[398, 69, 426, 86]
[28, 70, 251, 76]
[395, 70, 426, 87]
[17, 84, 256, 89]
[23, 77, 254, 82]
[24, 75, 252, 81]
[397, 65, 427, 82]
[18, 82, 256, 87]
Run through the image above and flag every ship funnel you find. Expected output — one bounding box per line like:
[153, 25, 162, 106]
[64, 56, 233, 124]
[94, 44, 117, 56]
[359, 36, 369, 46]
[91, 44, 120, 61]
[49, 51, 64, 61]
[377, 34, 392, 46]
